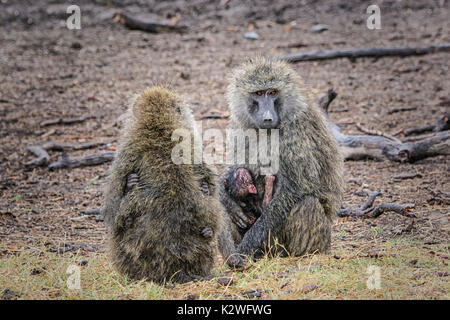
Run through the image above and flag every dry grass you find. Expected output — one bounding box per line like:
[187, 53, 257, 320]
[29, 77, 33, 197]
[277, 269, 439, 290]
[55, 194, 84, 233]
[0, 238, 448, 300]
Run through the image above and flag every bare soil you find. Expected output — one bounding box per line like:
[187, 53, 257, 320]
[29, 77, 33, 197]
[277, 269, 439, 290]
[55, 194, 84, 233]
[0, 0, 448, 256]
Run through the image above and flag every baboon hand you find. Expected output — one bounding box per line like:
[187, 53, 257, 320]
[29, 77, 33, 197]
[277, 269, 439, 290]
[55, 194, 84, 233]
[229, 207, 251, 230]
[201, 226, 214, 238]
[201, 180, 210, 196]
[126, 173, 139, 192]
[226, 254, 246, 270]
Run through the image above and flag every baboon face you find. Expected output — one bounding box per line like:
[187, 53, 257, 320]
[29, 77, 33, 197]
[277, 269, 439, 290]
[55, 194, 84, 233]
[248, 88, 280, 129]
[228, 57, 300, 129]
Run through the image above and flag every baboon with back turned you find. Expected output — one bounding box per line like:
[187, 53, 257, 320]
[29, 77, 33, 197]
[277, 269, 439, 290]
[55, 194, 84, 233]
[220, 56, 344, 258]
[101, 86, 232, 283]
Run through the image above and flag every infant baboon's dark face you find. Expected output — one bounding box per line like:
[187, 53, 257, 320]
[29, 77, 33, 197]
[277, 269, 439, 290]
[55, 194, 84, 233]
[248, 88, 280, 129]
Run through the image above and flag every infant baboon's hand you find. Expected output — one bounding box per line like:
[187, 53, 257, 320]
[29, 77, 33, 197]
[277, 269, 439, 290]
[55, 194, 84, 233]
[126, 173, 139, 193]
[201, 180, 210, 196]
[227, 254, 246, 270]
[229, 207, 251, 230]
[201, 226, 214, 238]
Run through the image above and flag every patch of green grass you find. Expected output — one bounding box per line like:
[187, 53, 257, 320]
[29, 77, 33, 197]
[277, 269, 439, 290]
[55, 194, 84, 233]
[369, 226, 383, 234]
[0, 239, 448, 300]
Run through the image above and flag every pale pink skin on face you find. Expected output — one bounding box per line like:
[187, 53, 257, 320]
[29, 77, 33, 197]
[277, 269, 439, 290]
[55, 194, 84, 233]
[233, 168, 258, 197]
[233, 168, 275, 211]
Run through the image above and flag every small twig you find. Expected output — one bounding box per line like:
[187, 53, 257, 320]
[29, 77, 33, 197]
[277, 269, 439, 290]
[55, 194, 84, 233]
[392, 172, 422, 181]
[225, 263, 253, 273]
[81, 208, 101, 215]
[356, 123, 402, 143]
[399, 113, 449, 138]
[339, 189, 415, 219]
[113, 11, 187, 33]
[49, 152, 115, 170]
[338, 189, 380, 217]
[40, 116, 92, 127]
[368, 203, 416, 218]
[387, 106, 417, 114]
[360, 189, 380, 211]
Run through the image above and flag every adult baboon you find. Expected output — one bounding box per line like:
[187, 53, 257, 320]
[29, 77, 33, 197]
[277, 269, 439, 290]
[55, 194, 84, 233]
[220, 56, 344, 258]
[101, 86, 231, 283]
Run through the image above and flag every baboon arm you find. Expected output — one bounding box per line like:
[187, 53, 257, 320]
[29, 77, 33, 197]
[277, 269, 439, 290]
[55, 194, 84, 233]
[101, 172, 127, 226]
[236, 189, 300, 257]
[101, 153, 133, 226]
[221, 190, 251, 230]
[218, 214, 237, 258]
[218, 214, 247, 269]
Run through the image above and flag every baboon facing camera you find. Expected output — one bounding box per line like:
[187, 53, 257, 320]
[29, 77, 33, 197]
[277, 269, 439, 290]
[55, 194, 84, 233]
[220, 56, 344, 258]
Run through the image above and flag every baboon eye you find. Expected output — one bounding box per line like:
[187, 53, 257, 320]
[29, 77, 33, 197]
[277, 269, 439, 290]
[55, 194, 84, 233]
[268, 89, 278, 96]
[255, 90, 264, 96]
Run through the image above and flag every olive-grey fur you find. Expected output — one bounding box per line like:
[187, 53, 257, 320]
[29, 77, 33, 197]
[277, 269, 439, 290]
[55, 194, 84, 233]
[101, 86, 224, 283]
[220, 56, 344, 258]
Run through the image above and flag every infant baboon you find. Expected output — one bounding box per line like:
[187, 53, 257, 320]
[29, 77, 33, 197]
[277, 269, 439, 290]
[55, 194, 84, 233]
[101, 86, 225, 283]
[223, 167, 275, 242]
[220, 56, 344, 258]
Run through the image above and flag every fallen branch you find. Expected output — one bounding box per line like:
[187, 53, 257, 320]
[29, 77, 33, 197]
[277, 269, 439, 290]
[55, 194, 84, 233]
[25, 140, 110, 168]
[338, 189, 380, 217]
[401, 125, 436, 137]
[399, 113, 449, 137]
[49, 152, 114, 170]
[281, 43, 450, 62]
[369, 203, 416, 218]
[338, 189, 416, 219]
[25, 146, 50, 168]
[113, 11, 187, 33]
[320, 89, 450, 162]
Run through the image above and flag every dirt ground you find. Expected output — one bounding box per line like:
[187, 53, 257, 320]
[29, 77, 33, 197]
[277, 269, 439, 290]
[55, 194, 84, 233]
[0, 0, 448, 260]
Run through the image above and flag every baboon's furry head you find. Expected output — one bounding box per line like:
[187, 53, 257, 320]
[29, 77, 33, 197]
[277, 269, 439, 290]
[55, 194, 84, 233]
[130, 86, 195, 134]
[227, 56, 314, 129]
[123, 86, 197, 157]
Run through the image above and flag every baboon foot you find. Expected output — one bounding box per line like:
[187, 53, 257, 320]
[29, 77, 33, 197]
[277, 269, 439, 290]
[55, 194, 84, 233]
[226, 254, 246, 270]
